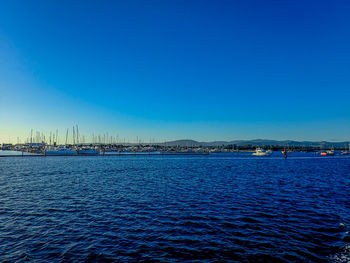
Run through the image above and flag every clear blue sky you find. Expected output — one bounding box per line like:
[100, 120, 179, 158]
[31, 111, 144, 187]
[1, 0, 349, 143]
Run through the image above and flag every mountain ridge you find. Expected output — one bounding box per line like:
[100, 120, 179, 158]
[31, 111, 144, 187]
[158, 139, 349, 147]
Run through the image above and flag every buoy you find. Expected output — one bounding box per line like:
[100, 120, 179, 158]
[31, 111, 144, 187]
[283, 148, 287, 158]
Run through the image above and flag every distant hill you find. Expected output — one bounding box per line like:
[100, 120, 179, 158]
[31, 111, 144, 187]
[155, 139, 349, 148]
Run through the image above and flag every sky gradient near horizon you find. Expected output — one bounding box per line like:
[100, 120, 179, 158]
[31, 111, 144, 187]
[1, 0, 350, 143]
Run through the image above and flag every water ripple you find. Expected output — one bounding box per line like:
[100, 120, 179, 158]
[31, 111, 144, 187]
[0, 155, 349, 262]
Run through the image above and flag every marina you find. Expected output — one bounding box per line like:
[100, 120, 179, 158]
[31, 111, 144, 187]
[1, 139, 349, 158]
[1, 148, 349, 158]
[3, 127, 348, 159]
[2, 129, 349, 158]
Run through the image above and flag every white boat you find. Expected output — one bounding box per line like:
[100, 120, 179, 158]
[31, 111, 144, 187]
[327, 149, 335, 156]
[252, 148, 271, 156]
[46, 146, 77, 155]
[342, 143, 350, 155]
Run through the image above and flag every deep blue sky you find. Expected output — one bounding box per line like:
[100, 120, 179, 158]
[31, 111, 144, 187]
[1, 0, 350, 143]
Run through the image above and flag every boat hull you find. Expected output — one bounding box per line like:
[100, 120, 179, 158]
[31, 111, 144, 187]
[252, 152, 270, 156]
[78, 149, 99, 155]
[46, 150, 77, 155]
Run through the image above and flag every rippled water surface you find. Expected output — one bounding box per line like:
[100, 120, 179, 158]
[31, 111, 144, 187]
[1, 154, 350, 262]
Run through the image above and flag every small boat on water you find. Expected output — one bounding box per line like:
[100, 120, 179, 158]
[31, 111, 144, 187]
[252, 148, 271, 156]
[342, 143, 350, 155]
[320, 149, 335, 156]
[327, 149, 335, 156]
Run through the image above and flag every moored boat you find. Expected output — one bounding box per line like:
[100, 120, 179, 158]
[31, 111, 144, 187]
[45, 146, 77, 155]
[78, 148, 99, 155]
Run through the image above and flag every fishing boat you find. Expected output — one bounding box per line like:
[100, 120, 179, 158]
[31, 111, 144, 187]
[252, 148, 271, 156]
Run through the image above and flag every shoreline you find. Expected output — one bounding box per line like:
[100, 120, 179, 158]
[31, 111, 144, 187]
[0, 152, 210, 157]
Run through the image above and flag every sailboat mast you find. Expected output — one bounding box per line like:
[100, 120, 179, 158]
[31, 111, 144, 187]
[76, 125, 79, 144]
[65, 128, 69, 145]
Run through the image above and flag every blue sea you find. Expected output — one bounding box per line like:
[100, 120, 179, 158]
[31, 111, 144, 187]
[0, 153, 350, 262]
